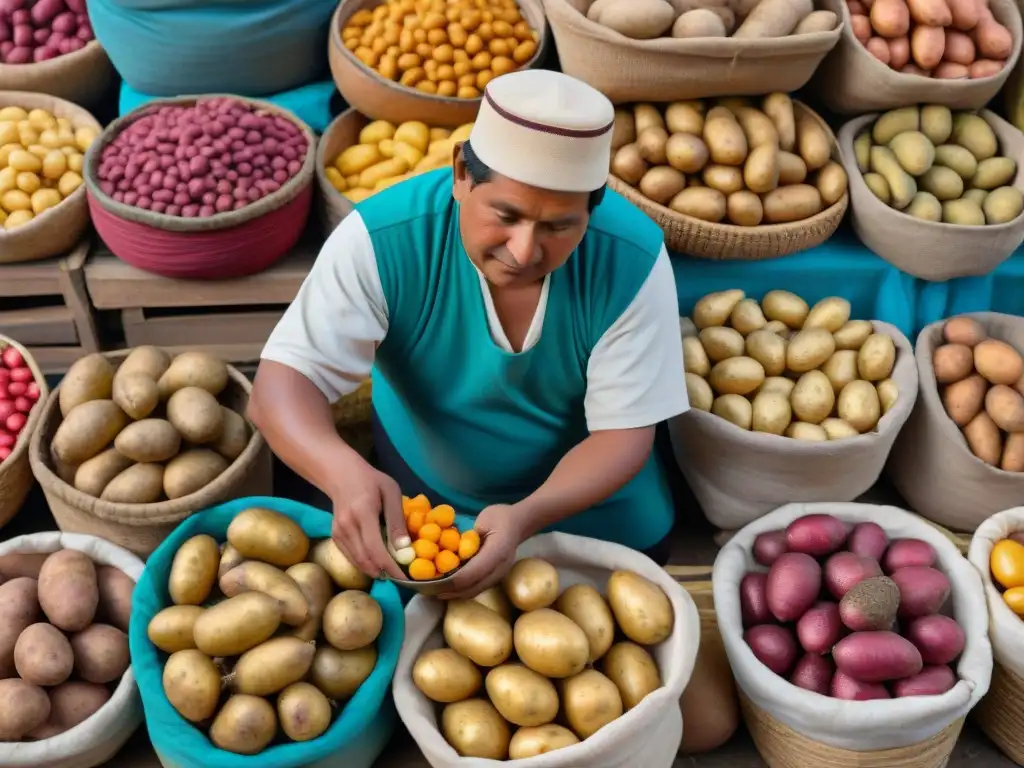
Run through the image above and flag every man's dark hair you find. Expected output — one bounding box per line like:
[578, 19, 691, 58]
[461, 140, 606, 212]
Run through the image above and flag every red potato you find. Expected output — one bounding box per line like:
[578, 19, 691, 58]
[890, 566, 951, 618]
[889, 35, 911, 67]
[847, 522, 889, 562]
[796, 601, 844, 654]
[753, 531, 788, 566]
[973, 4, 1013, 59]
[831, 670, 891, 700]
[892, 665, 957, 697]
[870, 0, 911, 36]
[785, 515, 848, 557]
[0, 348, 21, 369]
[851, 13, 873, 42]
[744, 625, 798, 676]
[833, 631, 923, 682]
[934, 61, 971, 77]
[907, 0, 952, 26]
[740, 573, 772, 627]
[912, 25, 947, 69]
[766, 553, 822, 622]
[848, 0, 867, 11]
[943, 29, 976, 63]
[824, 551, 882, 599]
[790, 653, 833, 695]
[905, 615, 965, 665]
[970, 59, 1006, 77]
[883, 539, 936, 573]
[867, 36, 893, 62]
[948, 0, 979, 29]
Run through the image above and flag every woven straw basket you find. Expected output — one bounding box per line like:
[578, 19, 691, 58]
[0, 336, 47, 529]
[610, 102, 847, 260]
[314, 109, 363, 236]
[328, 0, 549, 128]
[974, 661, 1024, 763]
[28, 351, 273, 558]
[0, 92, 101, 265]
[332, 378, 373, 461]
[0, 42, 115, 109]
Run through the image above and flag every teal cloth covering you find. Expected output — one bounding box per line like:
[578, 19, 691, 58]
[128, 496, 401, 768]
[119, 80, 339, 135]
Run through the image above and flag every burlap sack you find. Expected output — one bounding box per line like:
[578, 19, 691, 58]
[887, 313, 1024, 532]
[811, 0, 1022, 114]
[714, 502, 992, 750]
[0, 42, 114, 109]
[668, 319, 918, 531]
[540, 0, 840, 103]
[838, 111, 1024, 281]
[394, 532, 700, 768]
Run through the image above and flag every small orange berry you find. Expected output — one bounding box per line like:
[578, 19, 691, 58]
[407, 511, 426, 536]
[419, 522, 442, 543]
[407, 493, 431, 514]
[427, 504, 456, 528]
[413, 538, 440, 560]
[458, 529, 480, 560]
[435, 549, 460, 574]
[409, 558, 437, 581]
[438, 528, 461, 552]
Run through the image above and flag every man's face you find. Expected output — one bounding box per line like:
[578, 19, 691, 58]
[452, 146, 592, 288]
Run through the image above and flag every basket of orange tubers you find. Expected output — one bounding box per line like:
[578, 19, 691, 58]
[388, 494, 481, 593]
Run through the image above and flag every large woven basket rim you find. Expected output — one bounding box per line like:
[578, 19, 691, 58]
[0, 91, 100, 246]
[0, 335, 49, 474]
[28, 350, 265, 525]
[82, 94, 317, 232]
[329, 0, 549, 108]
[314, 108, 361, 221]
[839, 110, 1024, 234]
[0, 40, 107, 78]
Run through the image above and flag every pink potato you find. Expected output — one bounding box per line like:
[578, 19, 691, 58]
[790, 653, 833, 695]
[892, 665, 957, 697]
[905, 615, 965, 665]
[740, 572, 772, 628]
[891, 566, 951, 618]
[796, 601, 844, 654]
[744, 624, 798, 676]
[833, 631, 923, 682]
[824, 551, 882, 599]
[847, 522, 889, 562]
[753, 530, 788, 566]
[831, 670, 891, 700]
[785, 514, 849, 557]
[766, 553, 822, 622]
[883, 539, 936, 574]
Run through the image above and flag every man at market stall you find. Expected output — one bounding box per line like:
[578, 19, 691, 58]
[249, 69, 688, 598]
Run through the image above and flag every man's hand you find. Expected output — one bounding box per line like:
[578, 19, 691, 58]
[438, 504, 525, 600]
[330, 460, 410, 581]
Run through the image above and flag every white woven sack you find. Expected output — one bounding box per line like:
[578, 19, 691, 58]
[713, 502, 992, 751]
[0, 532, 145, 768]
[967, 507, 1024, 680]
[393, 532, 700, 768]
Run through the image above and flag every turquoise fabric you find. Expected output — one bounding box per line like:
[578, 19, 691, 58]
[916, 247, 1024, 332]
[357, 170, 675, 551]
[119, 81, 338, 135]
[128, 496, 401, 768]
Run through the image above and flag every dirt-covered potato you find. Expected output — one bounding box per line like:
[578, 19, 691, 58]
[70, 624, 130, 684]
[38, 549, 98, 632]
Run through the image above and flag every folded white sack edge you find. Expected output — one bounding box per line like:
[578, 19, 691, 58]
[967, 505, 1024, 681]
[713, 502, 993, 752]
[0, 531, 145, 766]
[392, 531, 701, 768]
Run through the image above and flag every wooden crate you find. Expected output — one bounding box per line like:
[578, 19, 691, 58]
[84, 240, 317, 365]
[0, 239, 101, 374]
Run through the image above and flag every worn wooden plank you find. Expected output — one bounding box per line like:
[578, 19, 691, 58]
[0, 258, 64, 297]
[28, 345, 91, 374]
[122, 307, 286, 349]
[58, 237, 101, 354]
[0, 305, 77, 346]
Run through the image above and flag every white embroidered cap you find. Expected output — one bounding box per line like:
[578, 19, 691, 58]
[467, 69, 615, 193]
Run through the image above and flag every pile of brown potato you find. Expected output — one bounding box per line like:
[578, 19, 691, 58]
[611, 94, 848, 226]
[148, 507, 384, 755]
[934, 315, 1024, 470]
[51, 347, 250, 504]
[685, 289, 900, 440]
[0, 549, 135, 741]
[412, 559, 673, 760]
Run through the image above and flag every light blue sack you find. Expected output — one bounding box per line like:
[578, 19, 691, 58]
[88, 0, 335, 96]
[129, 496, 401, 768]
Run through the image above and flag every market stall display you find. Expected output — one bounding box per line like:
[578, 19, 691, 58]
[839, 106, 1024, 281]
[130, 497, 401, 767]
[889, 313, 1024, 532]
[715, 502, 991, 767]
[84, 96, 315, 280]
[0, 335, 46, 528]
[29, 347, 271, 557]
[0, 531, 143, 768]
[394, 532, 699, 766]
[609, 96, 847, 259]
[329, 0, 548, 127]
[669, 288, 917, 531]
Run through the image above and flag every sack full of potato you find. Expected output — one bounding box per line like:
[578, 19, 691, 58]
[129, 496, 403, 767]
[393, 532, 700, 766]
[714, 502, 992, 766]
[668, 289, 918, 531]
[888, 313, 1024, 532]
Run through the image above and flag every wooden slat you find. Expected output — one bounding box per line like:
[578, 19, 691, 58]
[28, 346, 91, 374]
[0, 257, 64, 297]
[122, 308, 285, 348]
[0, 305, 77, 346]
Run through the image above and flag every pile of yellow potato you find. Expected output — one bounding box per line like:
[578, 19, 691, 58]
[611, 94, 848, 226]
[149, 507, 384, 754]
[0, 106, 96, 230]
[325, 119, 473, 203]
[685, 289, 900, 440]
[413, 559, 673, 760]
[51, 347, 248, 504]
[341, 0, 538, 98]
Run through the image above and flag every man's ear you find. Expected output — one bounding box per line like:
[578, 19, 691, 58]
[452, 142, 470, 202]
